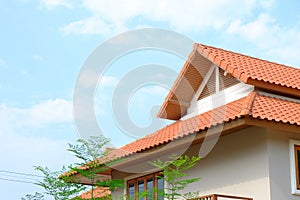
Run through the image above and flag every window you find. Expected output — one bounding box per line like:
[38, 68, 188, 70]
[295, 145, 300, 189]
[127, 172, 164, 200]
[289, 140, 300, 195]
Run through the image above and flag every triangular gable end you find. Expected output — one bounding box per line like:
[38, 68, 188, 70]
[157, 43, 300, 120]
[196, 66, 241, 101]
[183, 65, 253, 120]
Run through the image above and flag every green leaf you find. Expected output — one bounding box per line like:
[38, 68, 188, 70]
[148, 154, 201, 199]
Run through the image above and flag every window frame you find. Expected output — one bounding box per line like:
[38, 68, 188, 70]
[126, 172, 163, 200]
[289, 140, 300, 195]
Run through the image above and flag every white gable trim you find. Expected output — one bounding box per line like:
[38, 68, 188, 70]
[258, 91, 300, 104]
[182, 82, 254, 120]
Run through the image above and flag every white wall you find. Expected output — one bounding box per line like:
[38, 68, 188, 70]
[183, 83, 253, 120]
[111, 127, 272, 200]
[267, 129, 300, 200]
[181, 127, 271, 200]
[111, 125, 300, 200]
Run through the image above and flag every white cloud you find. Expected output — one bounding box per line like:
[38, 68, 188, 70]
[59, 0, 300, 67]
[62, 0, 272, 36]
[77, 70, 118, 89]
[226, 14, 276, 43]
[39, 0, 73, 10]
[61, 17, 126, 36]
[226, 13, 300, 67]
[139, 85, 168, 96]
[0, 99, 73, 129]
[259, 0, 275, 9]
[28, 99, 73, 125]
[99, 76, 118, 88]
[0, 99, 79, 199]
[32, 54, 45, 61]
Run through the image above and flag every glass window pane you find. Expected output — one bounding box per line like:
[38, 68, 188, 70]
[297, 149, 300, 186]
[138, 179, 144, 200]
[157, 177, 164, 200]
[127, 173, 164, 200]
[147, 178, 153, 199]
[128, 182, 135, 200]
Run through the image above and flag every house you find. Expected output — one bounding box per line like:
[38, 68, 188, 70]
[66, 43, 300, 200]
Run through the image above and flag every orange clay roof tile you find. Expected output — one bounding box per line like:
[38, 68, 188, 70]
[251, 95, 300, 125]
[117, 95, 246, 157]
[64, 92, 300, 176]
[197, 44, 300, 89]
[64, 43, 300, 176]
[78, 187, 110, 199]
[158, 44, 300, 120]
[115, 92, 300, 158]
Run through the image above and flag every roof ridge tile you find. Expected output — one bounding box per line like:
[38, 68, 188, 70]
[158, 43, 300, 120]
[198, 43, 298, 70]
[240, 91, 258, 115]
[196, 43, 247, 82]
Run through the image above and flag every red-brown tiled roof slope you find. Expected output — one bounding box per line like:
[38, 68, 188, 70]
[119, 95, 245, 156]
[117, 92, 300, 158]
[251, 95, 300, 125]
[197, 44, 300, 90]
[77, 187, 110, 199]
[64, 92, 300, 176]
[158, 44, 300, 120]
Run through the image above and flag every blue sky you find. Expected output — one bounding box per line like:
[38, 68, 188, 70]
[1, 0, 300, 199]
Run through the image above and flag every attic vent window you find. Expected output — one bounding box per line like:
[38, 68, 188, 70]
[198, 68, 216, 100]
[197, 66, 240, 101]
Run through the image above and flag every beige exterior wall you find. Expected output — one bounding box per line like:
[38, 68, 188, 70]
[110, 125, 300, 200]
[110, 170, 130, 199]
[267, 128, 300, 200]
[111, 126, 273, 199]
[181, 126, 271, 200]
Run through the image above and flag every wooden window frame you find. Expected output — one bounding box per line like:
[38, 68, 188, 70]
[289, 140, 300, 195]
[295, 145, 300, 190]
[126, 172, 163, 200]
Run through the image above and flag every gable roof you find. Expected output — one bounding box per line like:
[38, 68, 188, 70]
[62, 44, 300, 178]
[115, 91, 300, 159]
[64, 91, 300, 177]
[158, 43, 300, 120]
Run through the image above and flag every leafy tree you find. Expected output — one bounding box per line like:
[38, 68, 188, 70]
[23, 136, 201, 200]
[21, 192, 45, 200]
[67, 136, 110, 163]
[22, 136, 124, 200]
[149, 154, 201, 200]
[35, 166, 86, 200]
[66, 136, 124, 199]
[22, 166, 86, 200]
